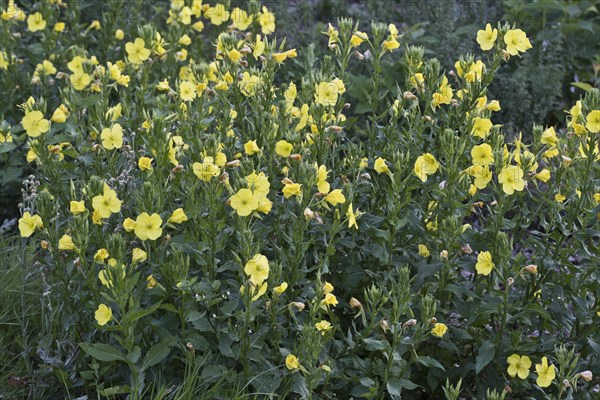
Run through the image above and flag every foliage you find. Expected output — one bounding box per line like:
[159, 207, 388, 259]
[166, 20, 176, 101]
[1, 1, 600, 399]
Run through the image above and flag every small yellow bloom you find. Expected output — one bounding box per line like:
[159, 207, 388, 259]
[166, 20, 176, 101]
[414, 153, 439, 182]
[585, 110, 600, 133]
[230, 188, 259, 216]
[22, 111, 49, 138]
[134, 213, 163, 241]
[132, 248, 147, 263]
[115, 29, 124, 40]
[535, 357, 556, 388]
[324, 189, 346, 206]
[95, 304, 112, 326]
[100, 124, 124, 150]
[320, 293, 338, 308]
[498, 165, 525, 195]
[507, 354, 531, 379]
[431, 322, 448, 337]
[138, 156, 153, 171]
[126, 38, 151, 64]
[275, 140, 293, 157]
[274, 282, 288, 294]
[471, 117, 493, 139]
[374, 157, 389, 174]
[285, 354, 300, 370]
[27, 12, 46, 32]
[471, 143, 494, 165]
[94, 248, 109, 263]
[58, 234, 76, 251]
[347, 202, 358, 230]
[244, 140, 261, 155]
[147, 274, 158, 289]
[555, 194, 566, 203]
[168, 208, 188, 223]
[476, 23, 497, 51]
[258, 6, 275, 34]
[18, 212, 43, 237]
[418, 244, 430, 257]
[315, 320, 333, 334]
[244, 254, 270, 286]
[282, 183, 302, 199]
[475, 251, 494, 276]
[504, 29, 532, 56]
[70, 200, 86, 215]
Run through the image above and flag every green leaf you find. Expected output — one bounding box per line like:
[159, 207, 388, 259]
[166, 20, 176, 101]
[570, 82, 593, 92]
[141, 340, 172, 371]
[0, 142, 17, 154]
[386, 377, 402, 399]
[475, 340, 496, 374]
[416, 356, 445, 371]
[79, 342, 127, 363]
[99, 386, 131, 395]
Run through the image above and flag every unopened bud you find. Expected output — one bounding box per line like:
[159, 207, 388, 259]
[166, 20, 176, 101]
[171, 164, 184, 174]
[429, 317, 437, 324]
[240, 46, 252, 54]
[461, 244, 472, 254]
[304, 207, 314, 219]
[225, 159, 241, 167]
[562, 156, 572, 167]
[507, 277, 514, 286]
[354, 50, 365, 60]
[328, 125, 343, 133]
[524, 264, 538, 274]
[289, 153, 302, 160]
[349, 297, 362, 308]
[31, 75, 40, 85]
[562, 379, 571, 388]
[291, 301, 305, 311]
[440, 250, 448, 259]
[40, 240, 49, 249]
[403, 318, 417, 328]
[281, 177, 294, 185]
[186, 342, 194, 351]
[380, 319, 389, 332]
[578, 371, 593, 382]
[403, 91, 417, 100]
[490, 200, 498, 206]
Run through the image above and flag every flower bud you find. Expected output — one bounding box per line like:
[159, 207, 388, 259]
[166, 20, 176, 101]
[186, 342, 194, 351]
[225, 159, 241, 167]
[349, 297, 362, 308]
[354, 50, 365, 60]
[507, 277, 514, 286]
[304, 207, 314, 219]
[380, 319, 389, 332]
[291, 301, 305, 311]
[289, 153, 302, 160]
[461, 244, 472, 254]
[429, 317, 437, 324]
[562, 156, 572, 167]
[403, 318, 417, 328]
[578, 371, 593, 382]
[440, 250, 448, 259]
[524, 264, 538, 274]
[403, 91, 417, 101]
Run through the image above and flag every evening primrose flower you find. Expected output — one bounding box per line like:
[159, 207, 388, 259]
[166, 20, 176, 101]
[471, 117, 493, 139]
[476, 23, 497, 51]
[418, 244, 430, 257]
[230, 188, 259, 216]
[586, 110, 600, 133]
[282, 183, 302, 198]
[316, 165, 330, 194]
[146, 275, 157, 289]
[321, 293, 338, 308]
[507, 354, 531, 379]
[431, 322, 448, 337]
[535, 169, 551, 182]
[258, 6, 275, 34]
[274, 282, 288, 294]
[374, 157, 389, 174]
[22, 111, 49, 137]
[95, 304, 112, 326]
[244, 140, 260, 155]
[100, 124, 124, 150]
[504, 29, 532, 56]
[471, 143, 494, 165]
[168, 208, 188, 223]
[324, 189, 346, 206]
[541, 127, 558, 146]
[92, 184, 121, 218]
[476, 251, 494, 276]
[498, 165, 525, 195]
[285, 354, 300, 370]
[70, 200, 86, 215]
[18, 212, 43, 237]
[70, 72, 92, 91]
[27, 12, 46, 32]
[132, 248, 147, 263]
[138, 156, 153, 171]
[275, 140, 293, 157]
[244, 254, 269, 285]
[179, 81, 197, 101]
[230, 7, 252, 30]
[414, 153, 439, 182]
[315, 320, 333, 334]
[315, 81, 340, 107]
[134, 213, 163, 241]
[347, 203, 358, 229]
[207, 3, 229, 25]
[192, 157, 220, 181]
[535, 357, 556, 388]
[51, 105, 69, 123]
[94, 248, 109, 263]
[125, 38, 151, 64]
[58, 234, 76, 251]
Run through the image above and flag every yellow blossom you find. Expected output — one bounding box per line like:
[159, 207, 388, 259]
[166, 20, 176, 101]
[92, 184, 122, 218]
[498, 165, 526, 195]
[134, 213, 163, 241]
[126, 38, 151, 64]
[138, 156, 153, 171]
[535, 357, 556, 388]
[476, 251, 494, 275]
[285, 354, 300, 370]
[95, 304, 112, 326]
[244, 254, 270, 285]
[504, 29, 532, 56]
[22, 111, 49, 138]
[477, 23, 497, 51]
[18, 212, 43, 237]
[70, 200, 86, 215]
[230, 188, 259, 216]
[27, 12, 46, 32]
[168, 208, 188, 223]
[414, 153, 439, 182]
[100, 124, 124, 150]
[58, 234, 76, 251]
[431, 322, 448, 337]
[507, 354, 531, 379]
[324, 189, 346, 206]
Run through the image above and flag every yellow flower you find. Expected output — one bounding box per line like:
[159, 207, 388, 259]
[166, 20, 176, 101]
[541, 127, 558, 146]
[315, 81, 340, 107]
[471, 117, 493, 139]
[94, 248, 109, 263]
[27, 12, 46, 32]
[58, 234, 76, 251]
[476, 23, 497, 51]
[418, 244, 430, 257]
[101, 124, 124, 150]
[54, 22, 65, 32]
[132, 248, 147, 263]
[535, 169, 551, 182]
[315, 320, 333, 334]
[126, 38, 151, 64]
[22, 111, 49, 138]
[535, 357, 556, 388]
[115, 29, 124, 40]
[146, 275, 158, 289]
[585, 110, 600, 133]
[192, 157, 220, 181]
[273, 49, 297, 63]
[374, 157, 389, 174]
[230, 188, 259, 216]
[316, 165, 330, 194]
[414, 153, 439, 182]
[51, 104, 69, 123]
[68, 200, 85, 214]
[244, 254, 270, 285]
[347, 203, 358, 230]
[123, 217, 137, 231]
[504, 29, 532, 56]
[498, 165, 526, 195]
[323, 281, 334, 294]
[324, 189, 346, 206]
[285, 354, 300, 370]
[70, 72, 91, 91]
[507, 354, 531, 379]
[92, 183, 121, 218]
[476, 251, 494, 276]
[230, 7, 252, 30]
[274, 282, 288, 294]
[18, 212, 43, 237]
[207, 3, 229, 25]
[282, 183, 302, 199]
[471, 143, 494, 165]
[555, 193, 566, 203]
[95, 304, 112, 326]
[168, 208, 188, 223]
[350, 31, 368, 47]
[320, 293, 338, 308]
[275, 140, 293, 157]
[179, 80, 197, 101]
[227, 49, 242, 62]
[431, 322, 448, 337]
[138, 156, 153, 171]
[134, 213, 163, 241]
[244, 140, 261, 155]
[258, 6, 275, 34]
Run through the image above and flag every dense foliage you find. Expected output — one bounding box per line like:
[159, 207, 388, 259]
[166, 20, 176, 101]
[1, 1, 599, 399]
